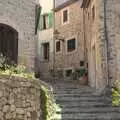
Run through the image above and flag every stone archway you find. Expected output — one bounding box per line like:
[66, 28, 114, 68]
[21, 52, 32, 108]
[0, 23, 18, 65]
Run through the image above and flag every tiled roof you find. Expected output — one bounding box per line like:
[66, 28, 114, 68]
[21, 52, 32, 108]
[53, 0, 79, 12]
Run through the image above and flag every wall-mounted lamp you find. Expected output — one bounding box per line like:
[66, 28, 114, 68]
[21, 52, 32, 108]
[54, 29, 65, 42]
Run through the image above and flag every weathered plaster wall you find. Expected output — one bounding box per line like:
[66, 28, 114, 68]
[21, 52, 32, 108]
[84, 0, 118, 90]
[36, 0, 54, 77]
[0, 75, 41, 120]
[0, 0, 38, 70]
[114, 0, 120, 82]
[83, 0, 104, 89]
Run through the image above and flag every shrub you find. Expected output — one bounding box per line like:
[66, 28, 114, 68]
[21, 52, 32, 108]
[41, 86, 61, 120]
[112, 80, 120, 106]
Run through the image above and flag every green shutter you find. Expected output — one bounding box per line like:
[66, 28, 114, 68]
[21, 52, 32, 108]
[48, 12, 53, 28]
[35, 5, 41, 34]
[39, 15, 43, 30]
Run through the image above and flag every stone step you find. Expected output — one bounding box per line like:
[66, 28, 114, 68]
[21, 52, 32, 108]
[52, 113, 120, 120]
[53, 86, 93, 89]
[48, 80, 117, 120]
[54, 94, 105, 97]
[59, 104, 113, 109]
[55, 107, 120, 113]
[54, 96, 110, 101]
[53, 90, 94, 94]
[52, 85, 92, 88]
[55, 100, 111, 107]
[56, 98, 111, 104]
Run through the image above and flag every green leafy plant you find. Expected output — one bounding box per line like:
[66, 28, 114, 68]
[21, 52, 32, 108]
[0, 55, 34, 79]
[41, 86, 61, 120]
[75, 68, 86, 77]
[112, 80, 120, 106]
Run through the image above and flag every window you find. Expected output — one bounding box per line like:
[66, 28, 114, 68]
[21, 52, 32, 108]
[40, 14, 49, 30]
[88, 12, 89, 20]
[43, 14, 49, 29]
[56, 41, 61, 52]
[92, 6, 95, 21]
[43, 43, 49, 60]
[66, 69, 72, 77]
[67, 38, 76, 52]
[63, 9, 68, 23]
[80, 61, 84, 66]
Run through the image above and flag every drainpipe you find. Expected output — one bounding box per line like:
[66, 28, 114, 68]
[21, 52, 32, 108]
[83, 9, 86, 66]
[104, 0, 110, 87]
[53, 0, 56, 76]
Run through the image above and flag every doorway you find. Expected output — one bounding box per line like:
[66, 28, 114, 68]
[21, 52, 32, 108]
[91, 46, 96, 88]
[0, 24, 18, 65]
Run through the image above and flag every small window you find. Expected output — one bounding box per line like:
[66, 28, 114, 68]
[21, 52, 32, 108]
[92, 6, 95, 21]
[88, 12, 89, 20]
[63, 9, 68, 23]
[66, 69, 72, 77]
[43, 14, 49, 29]
[80, 61, 84, 66]
[56, 41, 61, 52]
[40, 14, 49, 30]
[67, 38, 76, 52]
[43, 43, 49, 60]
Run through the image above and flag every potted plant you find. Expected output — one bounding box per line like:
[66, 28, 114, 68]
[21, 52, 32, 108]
[76, 68, 88, 85]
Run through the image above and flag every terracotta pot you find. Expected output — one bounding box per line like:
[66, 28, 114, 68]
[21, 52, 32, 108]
[78, 76, 88, 85]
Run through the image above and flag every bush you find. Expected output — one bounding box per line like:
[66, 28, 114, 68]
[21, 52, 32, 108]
[0, 55, 34, 79]
[112, 80, 120, 106]
[41, 86, 61, 120]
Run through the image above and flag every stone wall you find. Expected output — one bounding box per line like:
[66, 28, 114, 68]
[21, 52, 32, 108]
[0, 0, 39, 70]
[82, 0, 120, 90]
[0, 75, 42, 120]
[113, 0, 120, 82]
[82, 0, 106, 89]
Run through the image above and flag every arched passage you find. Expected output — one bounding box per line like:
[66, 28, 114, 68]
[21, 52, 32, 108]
[0, 24, 18, 64]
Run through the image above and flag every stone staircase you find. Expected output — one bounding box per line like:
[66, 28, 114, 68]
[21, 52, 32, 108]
[47, 79, 120, 120]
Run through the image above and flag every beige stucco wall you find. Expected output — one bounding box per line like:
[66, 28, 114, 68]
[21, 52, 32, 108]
[36, 0, 54, 77]
[55, 0, 84, 76]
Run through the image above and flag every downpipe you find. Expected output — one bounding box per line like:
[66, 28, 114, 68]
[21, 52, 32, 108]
[103, 0, 111, 97]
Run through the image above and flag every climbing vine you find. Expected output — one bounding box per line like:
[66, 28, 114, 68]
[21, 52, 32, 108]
[41, 86, 61, 120]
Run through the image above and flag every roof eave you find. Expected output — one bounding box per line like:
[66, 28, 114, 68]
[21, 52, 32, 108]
[53, 0, 79, 12]
[81, 0, 90, 8]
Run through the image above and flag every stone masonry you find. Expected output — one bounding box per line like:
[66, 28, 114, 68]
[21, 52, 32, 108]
[0, 75, 41, 120]
[82, 0, 107, 90]
[54, 0, 84, 77]
[81, 0, 120, 91]
[0, 0, 39, 70]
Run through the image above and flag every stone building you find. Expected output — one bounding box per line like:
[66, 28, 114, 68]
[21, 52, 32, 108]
[54, 0, 85, 77]
[81, 0, 120, 91]
[0, 0, 39, 70]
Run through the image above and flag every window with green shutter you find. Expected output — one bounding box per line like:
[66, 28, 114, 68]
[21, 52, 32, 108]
[39, 12, 53, 31]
